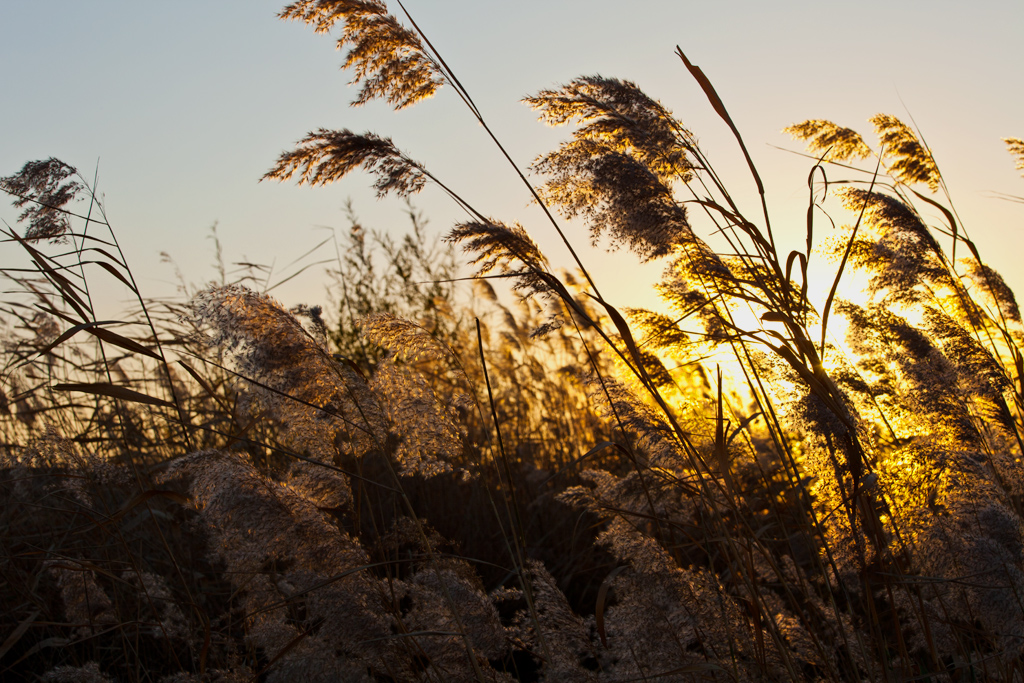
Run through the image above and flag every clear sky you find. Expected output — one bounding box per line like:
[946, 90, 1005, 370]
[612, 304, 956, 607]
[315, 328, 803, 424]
[3, 1, 1023, 316]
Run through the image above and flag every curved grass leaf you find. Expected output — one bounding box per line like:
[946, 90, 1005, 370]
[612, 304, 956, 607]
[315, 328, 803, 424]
[53, 382, 175, 408]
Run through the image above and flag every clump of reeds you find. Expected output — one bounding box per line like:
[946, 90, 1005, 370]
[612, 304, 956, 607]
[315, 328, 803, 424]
[3, 1, 1024, 681]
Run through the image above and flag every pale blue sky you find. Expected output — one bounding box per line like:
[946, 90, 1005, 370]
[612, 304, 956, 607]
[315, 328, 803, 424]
[3, 1, 1022, 314]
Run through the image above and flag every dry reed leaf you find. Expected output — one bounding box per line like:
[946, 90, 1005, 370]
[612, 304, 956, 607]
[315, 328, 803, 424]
[53, 382, 176, 409]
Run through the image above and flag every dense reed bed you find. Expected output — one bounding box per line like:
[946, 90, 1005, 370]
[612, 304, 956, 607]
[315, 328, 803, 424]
[3, 2, 1024, 681]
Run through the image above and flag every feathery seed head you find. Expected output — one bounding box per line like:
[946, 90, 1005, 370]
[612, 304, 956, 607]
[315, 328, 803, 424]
[47, 562, 116, 636]
[535, 142, 693, 261]
[627, 308, 692, 352]
[446, 220, 556, 301]
[264, 129, 427, 197]
[358, 312, 447, 363]
[960, 259, 1023, 324]
[369, 361, 461, 477]
[526, 76, 694, 182]
[41, 663, 114, 683]
[871, 114, 941, 190]
[838, 188, 948, 303]
[0, 157, 84, 242]
[529, 77, 696, 262]
[280, 0, 385, 33]
[1005, 137, 1024, 177]
[280, 0, 442, 110]
[784, 119, 872, 161]
[186, 285, 386, 459]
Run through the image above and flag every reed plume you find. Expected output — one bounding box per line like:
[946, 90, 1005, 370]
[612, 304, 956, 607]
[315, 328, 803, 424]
[263, 129, 428, 197]
[0, 158, 83, 242]
[279, 0, 443, 110]
[871, 113, 942, 191]
[1006, 137, 1024, 176]
[784, 119, 873, 161]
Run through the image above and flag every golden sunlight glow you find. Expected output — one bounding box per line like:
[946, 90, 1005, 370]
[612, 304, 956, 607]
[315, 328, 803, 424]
[4, 5, 1024, 679]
